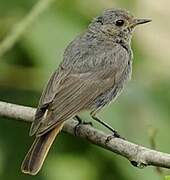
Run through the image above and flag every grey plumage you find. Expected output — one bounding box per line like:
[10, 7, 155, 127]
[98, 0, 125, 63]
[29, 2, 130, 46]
[21, 8, 151, 175]
[31, 9, 134, 136]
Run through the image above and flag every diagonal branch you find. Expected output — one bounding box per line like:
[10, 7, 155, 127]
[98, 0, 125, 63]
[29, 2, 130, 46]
[0, 100, 170, 169]
[0, 0, 56, 57]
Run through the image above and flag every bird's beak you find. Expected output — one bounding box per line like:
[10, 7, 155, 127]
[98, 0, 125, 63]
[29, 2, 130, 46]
[130, 18, 152, 28]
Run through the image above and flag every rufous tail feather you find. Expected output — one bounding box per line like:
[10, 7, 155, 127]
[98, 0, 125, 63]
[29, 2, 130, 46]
[21, 122, 64, 175]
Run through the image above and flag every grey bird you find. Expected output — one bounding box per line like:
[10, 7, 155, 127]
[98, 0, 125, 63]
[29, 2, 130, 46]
[21, 8, 151, 175]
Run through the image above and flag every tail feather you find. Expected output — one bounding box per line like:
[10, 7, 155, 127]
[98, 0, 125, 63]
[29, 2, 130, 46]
[21, 122, 64, 175]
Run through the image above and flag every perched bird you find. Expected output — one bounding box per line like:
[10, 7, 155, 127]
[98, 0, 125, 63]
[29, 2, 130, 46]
[21, 8, 151, 175]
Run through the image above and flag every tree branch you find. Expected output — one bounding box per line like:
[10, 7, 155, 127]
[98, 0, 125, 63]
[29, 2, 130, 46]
[0, 100, 170, 169]
[0, 0, 56, 57]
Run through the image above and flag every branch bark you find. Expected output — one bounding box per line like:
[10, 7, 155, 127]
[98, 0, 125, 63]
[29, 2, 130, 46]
[0, 100, 170, 169]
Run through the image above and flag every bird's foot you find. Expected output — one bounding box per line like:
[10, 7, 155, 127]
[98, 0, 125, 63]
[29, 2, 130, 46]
[105, 130, 125, 144]
[74, 116, 93, 136]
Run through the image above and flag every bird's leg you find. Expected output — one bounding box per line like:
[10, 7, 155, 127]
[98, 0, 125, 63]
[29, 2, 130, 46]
[73, 115, 82, 124]
[90, 112, 124, 141]
[73, 115, 93, 136]
[74, 115, 93, 126]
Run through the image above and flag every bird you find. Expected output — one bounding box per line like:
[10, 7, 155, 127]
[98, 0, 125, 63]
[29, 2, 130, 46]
[21, 8, 151, 175]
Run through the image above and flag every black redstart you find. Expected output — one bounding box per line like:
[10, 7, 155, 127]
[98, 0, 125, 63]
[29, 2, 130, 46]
[21, 8, 151, 175]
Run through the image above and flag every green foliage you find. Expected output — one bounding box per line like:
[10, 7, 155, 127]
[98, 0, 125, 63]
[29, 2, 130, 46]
[165, 176, 170, 180]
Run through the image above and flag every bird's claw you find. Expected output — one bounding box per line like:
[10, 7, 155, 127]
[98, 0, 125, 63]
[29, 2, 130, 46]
[74, 116, 93, 136]
[105, 130, 125, 144]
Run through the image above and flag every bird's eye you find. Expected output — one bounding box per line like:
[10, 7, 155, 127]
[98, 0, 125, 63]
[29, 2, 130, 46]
[115, 20, 125, 26]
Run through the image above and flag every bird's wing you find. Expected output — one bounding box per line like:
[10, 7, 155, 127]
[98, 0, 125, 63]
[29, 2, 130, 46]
[30, 42, 129, 136]
[33, 70, 115, 136]
[30, 65, 67, 136]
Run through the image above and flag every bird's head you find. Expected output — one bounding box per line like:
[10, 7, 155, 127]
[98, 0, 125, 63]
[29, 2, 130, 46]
[89, 9, 151, 42]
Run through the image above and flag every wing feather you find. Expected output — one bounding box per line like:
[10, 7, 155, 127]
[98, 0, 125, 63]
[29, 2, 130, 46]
[36, 73, 107, 136]
[30, 42, 129, 136]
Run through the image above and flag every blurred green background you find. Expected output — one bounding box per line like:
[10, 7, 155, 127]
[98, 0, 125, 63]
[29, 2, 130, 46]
[0, 0, 170, 180]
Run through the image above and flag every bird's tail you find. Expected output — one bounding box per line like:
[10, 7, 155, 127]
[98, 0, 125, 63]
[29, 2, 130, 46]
[21, 122, 64, 175]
